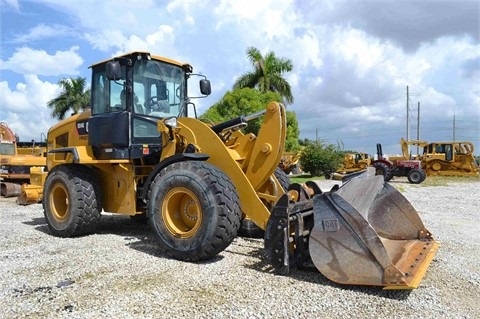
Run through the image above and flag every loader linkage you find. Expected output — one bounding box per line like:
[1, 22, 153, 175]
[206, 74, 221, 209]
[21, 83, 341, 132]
[264, 182, 325, 274]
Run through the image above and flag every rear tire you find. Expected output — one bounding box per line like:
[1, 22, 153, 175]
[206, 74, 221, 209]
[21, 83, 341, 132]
[43, 165, 102, 237]
[274, 167, 291, 191]
[147, 161, 241, 261]
[373, 162, 393, 182]
[407, 169, 426, 184]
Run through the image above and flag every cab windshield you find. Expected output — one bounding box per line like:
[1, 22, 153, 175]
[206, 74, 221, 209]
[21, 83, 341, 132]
[132, 59, 186, 118]
[91, 58, 187, 118]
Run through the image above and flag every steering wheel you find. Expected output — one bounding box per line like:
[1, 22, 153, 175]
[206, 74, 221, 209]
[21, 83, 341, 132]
[145, 96, 169, 112]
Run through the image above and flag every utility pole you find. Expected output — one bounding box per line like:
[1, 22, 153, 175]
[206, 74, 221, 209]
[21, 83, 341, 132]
[416, 102, 420, 155]
[406, 85, 410, 155]
[406, 85, 409, 141]
[453, 114, 456, 141]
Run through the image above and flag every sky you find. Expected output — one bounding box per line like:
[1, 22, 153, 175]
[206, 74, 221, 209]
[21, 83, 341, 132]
[0, 0, 479, 155]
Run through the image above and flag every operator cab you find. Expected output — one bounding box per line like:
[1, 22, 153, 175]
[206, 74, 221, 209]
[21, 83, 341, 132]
[88, 52, 210, 160]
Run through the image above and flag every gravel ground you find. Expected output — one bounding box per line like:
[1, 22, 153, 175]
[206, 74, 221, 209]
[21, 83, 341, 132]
[1, 177, 479, 319]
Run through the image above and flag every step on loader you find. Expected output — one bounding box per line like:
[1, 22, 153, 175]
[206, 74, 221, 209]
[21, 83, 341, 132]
[34, 52, 438, 290]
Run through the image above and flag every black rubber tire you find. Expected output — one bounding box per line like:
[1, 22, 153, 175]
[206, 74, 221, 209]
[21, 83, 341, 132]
[130, 213, 148, 224]
[373, 162, 393, 182]
[146, 161, 241, 262]
[238, 218, 264, 238]
[239, 168, 291, 239]
[274, 167, 292, 191]
[43, 165, 102, 237]
[407, 168, 426, 184]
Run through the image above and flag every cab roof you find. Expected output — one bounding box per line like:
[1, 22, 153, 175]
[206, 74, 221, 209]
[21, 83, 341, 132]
[89, 51, 189, 69]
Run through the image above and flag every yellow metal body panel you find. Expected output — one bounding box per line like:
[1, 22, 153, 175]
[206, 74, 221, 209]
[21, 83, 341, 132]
[244, 103, 286, 190]
[16, 146, 46, 156]
[97, 163, 137, 214]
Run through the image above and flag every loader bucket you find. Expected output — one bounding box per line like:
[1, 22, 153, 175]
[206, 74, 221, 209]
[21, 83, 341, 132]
[309, 171, 439, 289]
[264, 168, 439, 289]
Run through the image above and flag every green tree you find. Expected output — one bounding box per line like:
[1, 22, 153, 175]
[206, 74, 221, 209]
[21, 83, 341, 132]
[299, 139, 344, 177]
[285, 111, 300, 151]
[48, 77, 90, 120]
[233, 47, 294, 105]
[201, 88, 299, 151]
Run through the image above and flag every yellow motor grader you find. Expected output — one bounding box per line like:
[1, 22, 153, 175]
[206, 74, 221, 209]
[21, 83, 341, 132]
[35, 52, 438, 289]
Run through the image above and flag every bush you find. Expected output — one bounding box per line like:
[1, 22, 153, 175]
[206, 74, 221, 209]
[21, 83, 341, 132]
[299, 140, 344, 177]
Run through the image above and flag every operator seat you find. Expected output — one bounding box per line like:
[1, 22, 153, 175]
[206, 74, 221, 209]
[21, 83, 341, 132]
[134, 95, 145, 114]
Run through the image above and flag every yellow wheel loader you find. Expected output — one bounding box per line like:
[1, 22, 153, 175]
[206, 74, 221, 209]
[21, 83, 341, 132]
[38, 52, 438, 289]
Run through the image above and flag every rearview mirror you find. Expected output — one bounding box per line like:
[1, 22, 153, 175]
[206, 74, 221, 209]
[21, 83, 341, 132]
[200, 79, 211, 96]
[106, 61, 123, 80]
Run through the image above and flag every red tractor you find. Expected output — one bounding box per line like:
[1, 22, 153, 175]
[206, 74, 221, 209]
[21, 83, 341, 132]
[373, 143, 426, 184]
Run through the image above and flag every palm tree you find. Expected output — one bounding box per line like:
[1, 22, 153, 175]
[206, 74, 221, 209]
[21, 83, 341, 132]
[233, 47, 294, 104]
[48, 77, 90, 120]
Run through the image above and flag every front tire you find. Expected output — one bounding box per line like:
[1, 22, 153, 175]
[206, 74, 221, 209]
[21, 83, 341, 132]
[43, 165, 102, 237]
[407, 169, 426, 184]
[147, 161, 241, 261]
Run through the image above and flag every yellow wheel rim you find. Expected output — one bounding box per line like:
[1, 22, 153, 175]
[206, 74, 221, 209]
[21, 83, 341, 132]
[162, 187, 202, 238]
[50, 182, 69, 222]
[432, 162, 442, 171]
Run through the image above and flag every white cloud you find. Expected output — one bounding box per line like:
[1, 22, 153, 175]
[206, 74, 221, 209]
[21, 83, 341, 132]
[0, 75, 60, 141]
[0, 0, 19, 10]
[213, 0, 296, 41]
[0, 46, 83, 76]
[166, 0, 204, 27]
[84, 30, 126, 52]
[12, 23, 73, 43]
[288, 20, 479, 151]
[88, 25, 177, 58]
